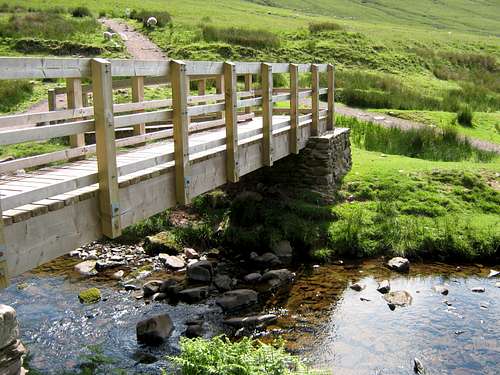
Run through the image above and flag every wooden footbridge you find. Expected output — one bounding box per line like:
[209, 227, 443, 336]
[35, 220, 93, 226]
[0, 57, 336, 287]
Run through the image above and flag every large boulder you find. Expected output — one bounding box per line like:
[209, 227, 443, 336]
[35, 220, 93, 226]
[386, 257, 410, 273]
[271, 240, 293, 265]
[214, 275, 233, 292]
[224, 314, 277, 329]
[144, 231, 180, 256]
[187, 260, 213, 283]
[159, 254, 185, 270]
[136, 314, 174, 345]
[143, 280, 163, 298]
[384, 290, 413, 310]
[251, 252, 281, 269]
[216, 289, 258, 312]
[0, 305, 19, 350]
[377, 280, 391, 294]
[78, 288, 101, 304]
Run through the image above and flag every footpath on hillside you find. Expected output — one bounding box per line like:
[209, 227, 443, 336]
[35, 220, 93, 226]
[16, 18, 500, 154]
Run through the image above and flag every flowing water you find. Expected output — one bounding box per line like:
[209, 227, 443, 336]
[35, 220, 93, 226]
[1, 258, 499, 374]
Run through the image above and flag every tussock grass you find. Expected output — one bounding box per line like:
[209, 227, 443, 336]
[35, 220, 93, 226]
[129, 9, 172, 27]
[308, 21, 343, 33]
[201, 24, 280, 49]
[0, 80, 33, 113]
[337, 115, 496, 162]
[70, 6, 92, 18]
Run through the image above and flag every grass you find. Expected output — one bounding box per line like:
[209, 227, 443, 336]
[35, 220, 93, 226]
[369, 109, 500, 145]
[168, 336, 325, 375]
[201, 24, 280, 49]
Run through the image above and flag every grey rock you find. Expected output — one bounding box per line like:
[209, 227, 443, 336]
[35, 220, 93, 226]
[414, 358, 426, 374]
[214, 275, 233, 292]
[143, 280, 163, 297]
[178, 286, 210, 303]
[224, 314, 277, 329]
[243, 273, 262, 284]
[271, 240, 293, 265]
[74, 260, 97, 277]
[471, 287, 485, 293]
[159, 279, 182, 297]
[386, 257, 410, 273]
[495, 282, 500, 288]
[187, 260, 213, 283]
[216, 289, 258, 311]
[259, 269, 294, 291]
[95, 260, 126, 272]
[0, 305, 19, 350]
[184, 247, 199, 259]
[384, 290, 413, 309]
[350, 282, 365, 292]
[432, 285, 449, 295]
[0, 340, 26, 375]
[136, 314, 174, 345]
[111, 270, 124, 280]
[251, 252, 281, 268]
[124, 284, 140, 291]
[159, 254, 185, 269]
[152, 293, 167, 301]
[185, 324, 204, 338]
[377, 280, 391, 294]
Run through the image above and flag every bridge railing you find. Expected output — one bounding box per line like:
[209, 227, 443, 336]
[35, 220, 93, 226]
[0, 58, 335, 265]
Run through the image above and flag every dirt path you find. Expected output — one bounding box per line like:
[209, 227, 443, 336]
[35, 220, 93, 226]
[99, 18, 166, 60]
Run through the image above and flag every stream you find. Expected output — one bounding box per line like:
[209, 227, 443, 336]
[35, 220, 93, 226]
[1, 258, 499, 374]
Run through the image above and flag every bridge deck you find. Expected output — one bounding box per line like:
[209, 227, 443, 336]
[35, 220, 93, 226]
[0, 57, 336, 286]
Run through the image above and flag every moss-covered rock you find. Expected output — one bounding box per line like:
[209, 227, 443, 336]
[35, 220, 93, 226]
[144, 231, 181, 255]
[78, 287, 101, 304]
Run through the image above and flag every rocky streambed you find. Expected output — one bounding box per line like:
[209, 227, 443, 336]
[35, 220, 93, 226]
[1, 238, 499, 374]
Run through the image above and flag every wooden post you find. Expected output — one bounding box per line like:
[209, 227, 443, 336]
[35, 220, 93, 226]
[261, 63, 273, 167]
[311, 64, 320, 136]
[131, 76, 146, 137]
[244, 74, 252, 114]
[91, 58, 121, 238]
[82, 92, 89, 108]
[171, 60, 191, 205]
[224, 62, 239, 183]
[215, 75, 225, 120]
[0, 200, 8, 288]
[48, 89, 56, 125]
[290, 63, 299, 154]
[66, 78, 85, 148]
[327, 63, 335, 131]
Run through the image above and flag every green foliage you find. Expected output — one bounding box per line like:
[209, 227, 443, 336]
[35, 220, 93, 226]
[0, 11, 100, 40]
[129, 9, 172, 27]
[119, 211, 170, 242]
[0, 139, 67, 160]
[169, 336, 321, 375]
[337, 115, 496, 162]
[308, 21, 343, 33]
[201, 25, 280, 49]
[456, 105, 473, 127]
[71, 6, 92, 18]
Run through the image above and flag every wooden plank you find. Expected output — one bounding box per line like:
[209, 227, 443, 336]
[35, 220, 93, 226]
[67, 78, 86, 152]
[91, 58, 121, 238]
[224, 62, 239, 182]
[327, 64, 335, 131]
[311, 64, 320, 136]
[170, 60, 191, 205]
[215, 75, 225, 120]
[261, 63, 273, 166]
[0, 199, 7, 288]
[131, 76, 146, 137]
[290, 63, 299, 154]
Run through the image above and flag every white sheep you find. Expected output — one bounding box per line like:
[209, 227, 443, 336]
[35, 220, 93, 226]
[103, 31, 115, 40]
[146, 17, 157, 27]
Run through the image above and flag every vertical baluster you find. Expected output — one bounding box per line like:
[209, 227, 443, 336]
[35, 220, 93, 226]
[92, 58, 121, 238]
[67, 78, 85, 149]
[171, 60, 191, 205]
[47, 89, 56, 125]
[224, 62, 239, 183]
[261, 63, 273, 166]
[311, 64, 320, 136]
[215, 75, 225, 120]
[244, 74, 253, 114]
[198, 78, 207, 105]
[131, 76, 146, 137]
[289, 63, 299, 154]
[327, 64, 335, 131]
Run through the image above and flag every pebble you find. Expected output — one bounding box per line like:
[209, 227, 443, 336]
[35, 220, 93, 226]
[471, 287, 485, 293]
